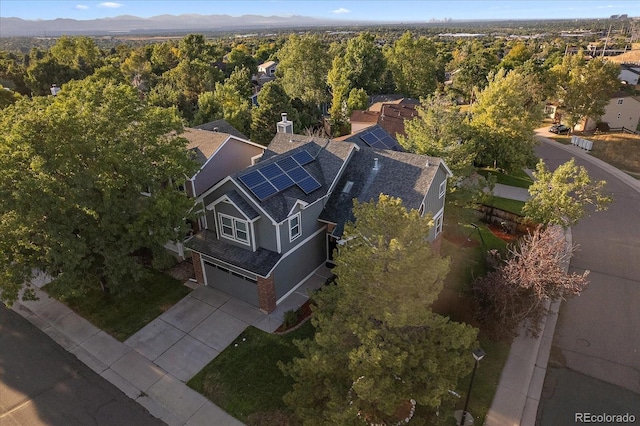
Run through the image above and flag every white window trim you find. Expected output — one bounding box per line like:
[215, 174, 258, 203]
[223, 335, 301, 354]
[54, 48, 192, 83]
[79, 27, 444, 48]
[439, 180, 447, 198]
[434, 211, 444, 237]
[289, 212, 302, 242]
[218, 212, 250, 246]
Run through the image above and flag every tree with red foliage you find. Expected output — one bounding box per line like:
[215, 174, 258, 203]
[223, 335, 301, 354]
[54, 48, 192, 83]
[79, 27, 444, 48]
[473, 226, 589, 340]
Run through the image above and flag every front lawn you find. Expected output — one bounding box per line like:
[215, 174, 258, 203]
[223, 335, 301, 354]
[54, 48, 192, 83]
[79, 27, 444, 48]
[477, 168, 533, 188]
[483, 196, 526, 216]
[46, 269, 190, 341]
[188, 321, 315, 425]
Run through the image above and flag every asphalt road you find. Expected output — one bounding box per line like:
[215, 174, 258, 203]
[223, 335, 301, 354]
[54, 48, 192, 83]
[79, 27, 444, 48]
[535, 141, 640, 424]
[0, 305, 165, 426]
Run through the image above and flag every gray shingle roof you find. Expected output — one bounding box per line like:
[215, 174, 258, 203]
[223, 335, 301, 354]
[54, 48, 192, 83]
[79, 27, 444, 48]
[183, 128, 230, 165]
[225, 190, 260, 220]
[339, 125, 404, 152]
[229, 134, 355, 223]
[319, 147, 442, 236]
[185, 230, 281, 277]
[195, 119, 249, 140]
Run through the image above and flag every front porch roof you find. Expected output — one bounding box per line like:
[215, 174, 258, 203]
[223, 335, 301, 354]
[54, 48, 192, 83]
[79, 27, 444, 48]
[185, 230, 282, 277]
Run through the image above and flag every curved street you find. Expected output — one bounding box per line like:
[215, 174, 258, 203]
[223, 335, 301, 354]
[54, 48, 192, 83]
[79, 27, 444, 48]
[534, 137, 640, 424]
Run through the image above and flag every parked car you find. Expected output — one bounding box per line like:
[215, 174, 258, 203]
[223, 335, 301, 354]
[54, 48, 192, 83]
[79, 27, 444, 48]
[549, 124, 570, 134]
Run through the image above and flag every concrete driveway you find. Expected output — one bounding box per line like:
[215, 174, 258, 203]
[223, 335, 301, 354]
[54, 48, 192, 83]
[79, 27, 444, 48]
[125, 265, 331, 383]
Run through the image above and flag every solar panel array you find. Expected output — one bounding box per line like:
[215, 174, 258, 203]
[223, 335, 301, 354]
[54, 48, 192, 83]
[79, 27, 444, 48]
[359, 127, 402, 151]
[238, 150, 322, 201]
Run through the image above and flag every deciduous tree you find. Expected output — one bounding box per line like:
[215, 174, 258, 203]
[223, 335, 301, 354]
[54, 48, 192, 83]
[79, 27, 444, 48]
[0, 77, 197, 305]
[470, 68, 544, 171]
[552, 55, 620, 131]
[399, 94, 475, 186]
[282, 195, 477, 425]
[385, 31, 439, 98]
[473, 226, 589, 340]
[523, 158, 612, 227]
[277, 34, 330, 105]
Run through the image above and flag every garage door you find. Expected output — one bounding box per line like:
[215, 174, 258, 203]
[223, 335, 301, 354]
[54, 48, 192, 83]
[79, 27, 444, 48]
[203, 261, 259, 306]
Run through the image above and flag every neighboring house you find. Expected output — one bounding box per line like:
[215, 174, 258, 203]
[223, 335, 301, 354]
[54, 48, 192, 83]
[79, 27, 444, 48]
[576, 92, 640, 131]
[254, 60, 278, 86]
[350, 98, 418, 139]
[619, 64, 640, 86]
[335, 124, 404, 151]
[195, 118, 249, 140]
[185, 116, 451, 313]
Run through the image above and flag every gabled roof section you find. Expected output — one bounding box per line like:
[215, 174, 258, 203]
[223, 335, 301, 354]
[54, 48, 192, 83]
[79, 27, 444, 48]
[185, 230, 281, 277]
[195, 119, 249, 140]
[319, 147, 445, 236]
[225, 190, 260, 220]
[183, 128, 230, 165]
[229, 134, 355, 223]
[351, 110, 380, 123]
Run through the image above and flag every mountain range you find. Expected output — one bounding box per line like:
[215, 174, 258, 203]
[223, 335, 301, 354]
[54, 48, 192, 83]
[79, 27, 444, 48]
[0, 14, 368, 37]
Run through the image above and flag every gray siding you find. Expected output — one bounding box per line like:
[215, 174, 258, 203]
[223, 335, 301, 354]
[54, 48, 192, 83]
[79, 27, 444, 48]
[202, 179, 280, 253]
[422, 166, 448, 241]
[278, 200, 326, 254]
[272, 227, 326, 300]
[193, 140, 264, 197]
[203, 259, 258, 305]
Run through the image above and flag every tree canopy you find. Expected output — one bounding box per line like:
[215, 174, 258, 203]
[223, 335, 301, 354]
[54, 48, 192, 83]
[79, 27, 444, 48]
[552, 54, 619, 130]
[276, 34, 330, 105]
[282, 195, 477, 425]
[523, 158, 612, 227]
[0, 77, 197, 305]
[385, 31, 439, 98]
[470, 68, 544, 171]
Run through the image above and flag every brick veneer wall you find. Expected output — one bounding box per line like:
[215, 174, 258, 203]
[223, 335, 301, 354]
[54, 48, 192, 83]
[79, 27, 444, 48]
[192, 252, 206, 285]
[257, 274, 276, 313]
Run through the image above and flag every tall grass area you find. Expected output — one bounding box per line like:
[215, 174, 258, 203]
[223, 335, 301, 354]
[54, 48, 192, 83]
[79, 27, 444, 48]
[590, 133, 640, 176]
[188, 322, 315, 425]
[46, 269, 190, 341]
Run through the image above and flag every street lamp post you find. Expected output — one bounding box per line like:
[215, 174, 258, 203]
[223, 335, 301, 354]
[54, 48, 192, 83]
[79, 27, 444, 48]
[459, 348, 486, 426]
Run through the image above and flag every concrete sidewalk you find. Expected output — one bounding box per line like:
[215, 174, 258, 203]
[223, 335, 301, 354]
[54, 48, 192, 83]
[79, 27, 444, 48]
[10, 266, 331, 426]
[493, 183, 530, 202]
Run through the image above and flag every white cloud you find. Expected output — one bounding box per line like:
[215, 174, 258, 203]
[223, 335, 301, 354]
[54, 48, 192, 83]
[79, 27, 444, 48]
[75, 4, 89, 10]
[98, 2, 123, 8]
[332, 7, 350, 14]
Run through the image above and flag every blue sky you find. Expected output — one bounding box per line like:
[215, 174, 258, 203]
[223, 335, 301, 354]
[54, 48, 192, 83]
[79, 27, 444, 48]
[1, 1, 639, 21]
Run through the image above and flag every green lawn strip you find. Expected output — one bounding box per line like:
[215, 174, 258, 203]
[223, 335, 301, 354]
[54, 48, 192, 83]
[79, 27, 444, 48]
[45, 269, 190, 341]
[452, 336, 511, 424]
[483, 196, 525, 216]
[188, 321, 315, 423]
[477, 168, 533, 188]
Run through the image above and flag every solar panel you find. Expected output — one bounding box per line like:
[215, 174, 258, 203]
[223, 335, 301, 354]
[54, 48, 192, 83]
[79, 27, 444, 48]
[297, 176, 322, 194]
[292, 150, 314, 166]
[369, 140, 386, 149]
[380, 136, 397, 149]
[287, 166, 309, 182]
[372, 127, 387, 139]
[271, 173, 295, 191]
[276, 156, 298, 171]
[360, 132, 377, 146]
[260, 163, 283, 179]
[238, 170, 266, 188]
[251, 181, 278, 200]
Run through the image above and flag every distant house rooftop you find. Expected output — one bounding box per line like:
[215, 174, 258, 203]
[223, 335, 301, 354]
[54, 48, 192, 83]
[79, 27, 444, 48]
[194, 119, 249, 140]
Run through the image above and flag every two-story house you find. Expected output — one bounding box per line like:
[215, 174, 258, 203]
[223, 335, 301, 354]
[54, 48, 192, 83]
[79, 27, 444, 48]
[185, 118, 451, 313]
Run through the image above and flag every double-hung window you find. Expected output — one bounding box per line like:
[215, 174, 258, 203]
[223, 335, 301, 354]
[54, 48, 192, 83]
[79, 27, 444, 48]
[434, 212, 444, 236]
[439, 180, 447, 198]
[289, 213, 301, 242]
[219, 213, 249, 245]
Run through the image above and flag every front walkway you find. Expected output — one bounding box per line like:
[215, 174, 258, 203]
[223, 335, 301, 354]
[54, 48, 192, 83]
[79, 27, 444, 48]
[11, 265, 332, 426]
